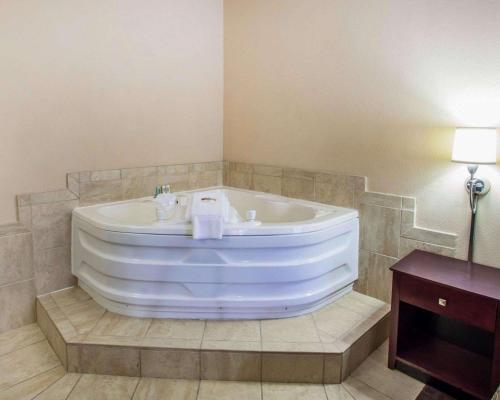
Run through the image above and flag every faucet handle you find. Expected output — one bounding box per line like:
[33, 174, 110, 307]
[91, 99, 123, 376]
[154, 185, 171, 198]
[154, 186, 163, 198]
[161, 185, 171, 194]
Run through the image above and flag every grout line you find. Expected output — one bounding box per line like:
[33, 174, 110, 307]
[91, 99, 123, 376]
[359, 249, 399, 261]
[341, 379, 358, 398]
[32, 370, 68, 399]
[138, 343, 142, 377]
[345, 375, 394, 400]
[34, 242, 72, 253]
[195, 379, 201, 400]
[0, 365, 62, 396]
[44, 298, 78, 342]
[258, 320, 263, 383]
[64, 374, 83, 400]
[0, 277, 36, 290]
[129, 376, 141, 400]
[0, 337, 46, 358]
[198, 346, 202, 381]
[257, 321, 264, 351]
[323, 383, 330, 400]
[199, 320, 207, 348]
[197, 322, 207, 381]
[82, 310, 107, 338]
[28, 198, 79, 208]
[142, 319, 154, 338]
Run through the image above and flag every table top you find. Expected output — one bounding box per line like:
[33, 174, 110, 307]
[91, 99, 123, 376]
[391, 250, 500, 301]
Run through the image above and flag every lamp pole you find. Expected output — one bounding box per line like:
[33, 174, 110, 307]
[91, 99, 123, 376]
[465, 164, 490, 263]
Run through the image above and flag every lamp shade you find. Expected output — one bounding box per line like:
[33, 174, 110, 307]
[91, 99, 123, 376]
[452, 128, 497, 164]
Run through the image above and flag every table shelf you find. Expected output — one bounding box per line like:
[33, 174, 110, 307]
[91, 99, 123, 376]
[397, 335, 491, 399]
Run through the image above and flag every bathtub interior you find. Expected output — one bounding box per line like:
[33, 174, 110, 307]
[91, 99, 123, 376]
[77, 187, 356, 236]
[224, 189, 316, 223]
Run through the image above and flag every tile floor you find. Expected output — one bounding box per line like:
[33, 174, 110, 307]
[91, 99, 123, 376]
[37, 286, 391, 383]
[0, 323, 425, 400]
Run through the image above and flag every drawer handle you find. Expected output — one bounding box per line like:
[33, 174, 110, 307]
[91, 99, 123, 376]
[438, 298, 447, 307]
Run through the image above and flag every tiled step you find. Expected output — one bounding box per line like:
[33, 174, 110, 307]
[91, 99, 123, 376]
[36, 286, 390, 384]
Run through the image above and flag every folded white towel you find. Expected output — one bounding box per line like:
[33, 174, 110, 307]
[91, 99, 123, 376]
[189, 190, 228, 239]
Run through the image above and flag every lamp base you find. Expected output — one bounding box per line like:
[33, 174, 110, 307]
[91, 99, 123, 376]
[465, 177, 491, 197]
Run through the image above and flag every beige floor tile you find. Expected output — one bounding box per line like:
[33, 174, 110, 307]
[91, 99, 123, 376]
[197, 380, 261, 400]
[335, 292, 386, 316]
[61, 299, 106, 334]
[341, 377, 392, 400]
[350, 342, 424, 400]
[44, 302, 68, 325]
[146, 319, 205, 340]
[0, 323, 45, 356]
[337, 306, 390, 347]
[83, 334, 143, 347]
[202, 340, 260, 351]
[54, 319, 80, 342]
[201, 351, 261, 381]
[132, 378, 199, 400]
[91, 312, 151, 337]
[261, 341, 323, 353]
[261, 314, 319, 343]
[37, 294, 59, 311]
[141, 336, 202, 350]
[324, 384, 356, 400]
[67, 374, 139, 400]
[141, 349, 200, 379]
[340, 316, 390, 380]
[366, 340, 388, 364]
[324, 354, 342, 384]
[318, 331, 340, 344]
[68, 344, 140, 376]
[204, 320, 260, 342]
[262, 382, 327, 400]
[51, 287, 90, 309]
[313, 303, 364, 342]
[0, 341, 61, 391]
[36, 302, 68, 368]
[34, 373, 81, 400]
[0, 366, 65, 400]
[262, 353, 324, 383]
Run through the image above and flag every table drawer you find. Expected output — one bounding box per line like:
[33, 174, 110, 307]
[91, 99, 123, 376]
[398, 273, 497, 332]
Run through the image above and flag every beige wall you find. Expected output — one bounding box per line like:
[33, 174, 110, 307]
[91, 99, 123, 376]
[224, 0, 500, 267]
[0, 0, 223, 223]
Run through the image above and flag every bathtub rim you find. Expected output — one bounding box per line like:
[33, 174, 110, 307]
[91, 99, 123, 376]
[73, 186, 358, 236]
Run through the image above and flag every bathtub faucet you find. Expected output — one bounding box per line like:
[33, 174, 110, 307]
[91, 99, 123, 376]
[154, 185, 171, 198]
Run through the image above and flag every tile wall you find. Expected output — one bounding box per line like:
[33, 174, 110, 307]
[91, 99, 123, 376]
[0, 159, 456, 332]
[0, 161, 223, 333]
[224, 161, 457, 303]
[0, 224, 35, 332]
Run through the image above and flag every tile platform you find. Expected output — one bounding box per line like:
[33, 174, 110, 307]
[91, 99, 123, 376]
[0, 322, 426, 400]
[36, 286, 390, 384]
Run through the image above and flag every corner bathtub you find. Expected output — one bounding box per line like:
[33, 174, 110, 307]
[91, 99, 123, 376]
[72, 187, 359, 319]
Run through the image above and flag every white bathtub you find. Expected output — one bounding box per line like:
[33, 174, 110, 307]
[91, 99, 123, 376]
[71, 187, 359, 319]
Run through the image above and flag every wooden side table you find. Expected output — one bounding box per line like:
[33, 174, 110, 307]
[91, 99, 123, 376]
[388, 250, 500, 400]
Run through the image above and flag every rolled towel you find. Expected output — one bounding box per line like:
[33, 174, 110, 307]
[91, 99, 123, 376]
[189, 190, 227, 239]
